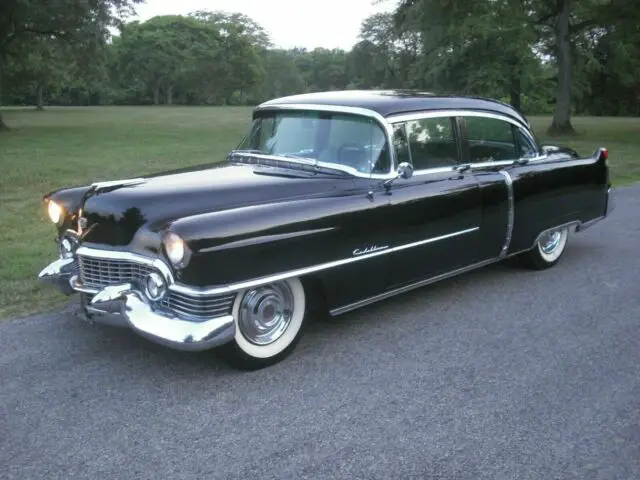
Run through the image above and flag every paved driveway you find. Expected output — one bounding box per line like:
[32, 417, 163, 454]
[1, 186, 639, 480]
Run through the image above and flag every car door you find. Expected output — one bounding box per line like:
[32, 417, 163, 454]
[457, 113, 523, 260]
[384, 114, 486, 288]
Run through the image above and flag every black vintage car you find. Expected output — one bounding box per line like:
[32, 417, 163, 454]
[39, 90, 614, 369]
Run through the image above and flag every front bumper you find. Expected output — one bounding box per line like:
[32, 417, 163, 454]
[38, 258, 236, 352]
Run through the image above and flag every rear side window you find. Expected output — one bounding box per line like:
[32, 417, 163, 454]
[465, 116, 517, 162]
[404, 117, 459, 170]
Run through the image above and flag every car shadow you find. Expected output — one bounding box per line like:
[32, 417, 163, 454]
[53, 241, 593, 378]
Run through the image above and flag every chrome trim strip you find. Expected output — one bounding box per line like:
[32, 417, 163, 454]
[91, 178, 145, 190]
[411, 166, 458, 177]
[75, 227, 479, 297]
[330, 258, 498, 316]
[254, 103, 397, 178]
[229, 151, 373, 179]
[498, 170, 514, 257]
[387, 109, 529, 129]
[575, 216, 605, 232]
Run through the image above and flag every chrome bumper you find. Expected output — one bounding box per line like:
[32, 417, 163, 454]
[38, 259, 236, 352]
[38, 257, 77, 295]
[605, 186, 615, 216]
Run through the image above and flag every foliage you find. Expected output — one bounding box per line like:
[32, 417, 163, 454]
[1, 1, 639, 131]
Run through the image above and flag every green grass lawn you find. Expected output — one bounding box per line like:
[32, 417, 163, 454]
[0, 107, 638, 318]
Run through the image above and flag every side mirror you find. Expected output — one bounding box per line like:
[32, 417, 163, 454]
[382, 162, 414, 192]
[397, 162, 414, 180]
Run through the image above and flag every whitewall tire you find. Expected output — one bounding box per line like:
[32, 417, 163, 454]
[521, 226, 570, 270]
[218, 277, 307, 370]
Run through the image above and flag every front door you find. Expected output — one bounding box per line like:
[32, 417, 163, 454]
[385, 115, 485, 288]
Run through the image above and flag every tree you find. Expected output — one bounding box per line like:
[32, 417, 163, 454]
[0, 0, 142, 130]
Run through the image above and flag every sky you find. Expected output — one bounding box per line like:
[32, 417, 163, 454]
[132, 0, 398, 50]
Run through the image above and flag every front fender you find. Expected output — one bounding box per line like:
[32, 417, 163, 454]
[167, 190, 389, 287]
[44, 185, 92, 234]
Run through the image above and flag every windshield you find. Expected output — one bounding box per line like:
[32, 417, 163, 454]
[235, 110, 391, 175]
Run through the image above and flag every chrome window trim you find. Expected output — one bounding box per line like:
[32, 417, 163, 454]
[388, 109, 528, 129]
[253, 103, 397, 179]
[388, 109, 547, 165]
[75, 227, 479, 298]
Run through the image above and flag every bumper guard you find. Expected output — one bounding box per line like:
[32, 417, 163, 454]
[38, 259, 236, 352]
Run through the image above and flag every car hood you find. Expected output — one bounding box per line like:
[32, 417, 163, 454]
[79, 163, 345, 248]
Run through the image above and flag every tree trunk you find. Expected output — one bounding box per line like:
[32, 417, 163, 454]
[36, 85, 44, 110]
[548, 0, 575, 135]
[166, 84, 173, 105]
[0, 57, 7, 131]
[509, 73, 521, 112]
[153, 84, 160, 105]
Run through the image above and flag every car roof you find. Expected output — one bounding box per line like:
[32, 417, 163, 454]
[256, 89, 529, 126]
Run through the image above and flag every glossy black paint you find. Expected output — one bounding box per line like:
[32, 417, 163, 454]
[506, 153, 609, 253]
[41, 91, 611, 316]
[44, 185, 92, 235]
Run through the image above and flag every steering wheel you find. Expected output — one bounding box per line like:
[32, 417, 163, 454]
[337, 142, 370, 172]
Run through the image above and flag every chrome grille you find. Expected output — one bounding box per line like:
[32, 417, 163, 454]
[78, 254, 235, 322]
[79, 256, 154, 290]
[160, 290, 236, 321]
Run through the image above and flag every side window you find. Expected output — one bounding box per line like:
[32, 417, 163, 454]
[392, 123, 411, 165]
[515, 128, 538, 158]
[405, 117, 459, 170]
[465, 116, 517, 163]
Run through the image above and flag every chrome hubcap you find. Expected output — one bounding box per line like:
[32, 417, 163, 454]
[238, 282, 294, 346]
[539, 230, 562, 254]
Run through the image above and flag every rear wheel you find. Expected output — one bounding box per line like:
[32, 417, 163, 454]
[520, 226, 569, 270]
[217, 277, 307, 370]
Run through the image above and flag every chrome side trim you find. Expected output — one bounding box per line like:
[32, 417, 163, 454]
[575, 216, 605, 232]
[75, 227, 479, 297]
[330, 258, 498, 316]
[498, 170, 514, 257]
[254, 103, 397, 178]
[91, 178, 145, 191]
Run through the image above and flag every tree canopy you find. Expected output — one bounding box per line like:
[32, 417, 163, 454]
[1, 0, 638, 134]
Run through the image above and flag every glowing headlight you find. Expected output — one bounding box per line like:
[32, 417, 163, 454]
[164, 232, 185, 266]
[47, 201, 63, 224]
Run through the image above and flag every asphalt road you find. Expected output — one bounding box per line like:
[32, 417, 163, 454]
[2, 186, 639, 480]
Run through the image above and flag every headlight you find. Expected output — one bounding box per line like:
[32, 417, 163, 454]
[47, 201, 63, 224]
[164, 232, 186, 266]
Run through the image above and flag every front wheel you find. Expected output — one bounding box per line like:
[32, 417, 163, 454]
[217, 277, 307, 370]
[520, 226, 570, 270]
